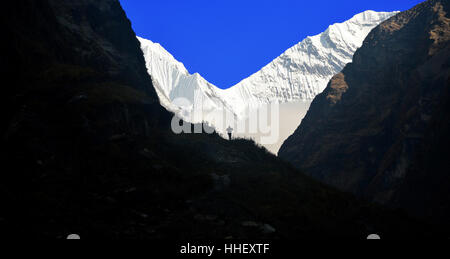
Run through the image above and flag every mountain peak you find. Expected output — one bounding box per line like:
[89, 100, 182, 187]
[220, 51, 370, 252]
[220, 10, 399, 115]
[350, 10, 399, 22]
[138, 10, 397, 152]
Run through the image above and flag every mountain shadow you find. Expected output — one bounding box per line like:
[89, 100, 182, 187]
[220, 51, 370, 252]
[279, 0, 450, 230]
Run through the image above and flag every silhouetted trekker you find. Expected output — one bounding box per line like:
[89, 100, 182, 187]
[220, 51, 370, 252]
[226, 126, 233, 140]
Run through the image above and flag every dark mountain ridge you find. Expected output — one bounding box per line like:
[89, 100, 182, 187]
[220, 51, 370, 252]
[279, 0, 450, 226]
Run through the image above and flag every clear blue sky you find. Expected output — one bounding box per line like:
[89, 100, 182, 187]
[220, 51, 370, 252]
[120, 0, 424, 89]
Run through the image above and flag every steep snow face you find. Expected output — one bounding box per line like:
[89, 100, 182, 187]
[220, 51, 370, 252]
[139, 10, 398, 118]
[219, 10, 398, 116]
[138, 37, 235, 123]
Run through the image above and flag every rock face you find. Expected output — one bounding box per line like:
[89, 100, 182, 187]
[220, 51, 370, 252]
[279, 0, 450, 223]
[2, 0, 158, 99]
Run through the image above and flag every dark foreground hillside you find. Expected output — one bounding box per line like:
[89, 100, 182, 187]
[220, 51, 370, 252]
[280, 0, 450, 230]
[0, 0, 438, 239]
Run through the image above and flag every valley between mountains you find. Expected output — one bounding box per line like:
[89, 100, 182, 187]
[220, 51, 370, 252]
[138, 10, 397, 153]
[0, 0, 448, 240]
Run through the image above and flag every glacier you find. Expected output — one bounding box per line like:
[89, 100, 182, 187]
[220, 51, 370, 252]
[138, 10, 399, 154]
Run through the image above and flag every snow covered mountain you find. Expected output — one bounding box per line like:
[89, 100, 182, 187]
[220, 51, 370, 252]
[138, 10, 398, 153]
[221, 10, 398, 116]
[138, 37, 236, 123]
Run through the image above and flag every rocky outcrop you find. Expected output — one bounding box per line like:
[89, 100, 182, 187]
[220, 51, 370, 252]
[279, 0, 450, 223]
[2, 0, 158, 97]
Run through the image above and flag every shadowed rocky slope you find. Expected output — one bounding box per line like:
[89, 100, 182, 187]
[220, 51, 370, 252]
[0, 0, 438, 239]
[280, 0, 450, 226]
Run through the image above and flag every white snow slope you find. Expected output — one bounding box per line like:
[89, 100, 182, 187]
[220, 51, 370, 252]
[138, 37, 236, 123]
[138, 10, 398, 152]
[222, 11, 398, 116]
